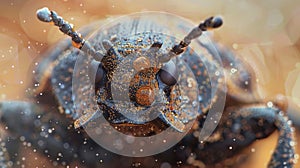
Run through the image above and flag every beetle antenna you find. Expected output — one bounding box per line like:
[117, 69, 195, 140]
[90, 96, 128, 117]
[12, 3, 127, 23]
[159, 16, 223, 63]
[149, 42, 163, 51]
[36, 7, 103, 61]
[144, 42, 163, 57]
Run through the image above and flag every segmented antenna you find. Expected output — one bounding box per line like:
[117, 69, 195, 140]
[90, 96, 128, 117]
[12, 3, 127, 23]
[159, 16, 223, 63]
[36, 7, 103, 61]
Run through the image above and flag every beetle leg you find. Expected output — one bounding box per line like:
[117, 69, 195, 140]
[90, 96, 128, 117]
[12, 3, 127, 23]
[0, 101, 79, 165]
[0, 101, 119, 167]
[188, 104, 295, 167]
[0, 101, 71, 165]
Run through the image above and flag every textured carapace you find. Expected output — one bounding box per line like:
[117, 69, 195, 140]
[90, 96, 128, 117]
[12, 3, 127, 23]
[36, 7, 223, 132]
[0, 7, 295, 168]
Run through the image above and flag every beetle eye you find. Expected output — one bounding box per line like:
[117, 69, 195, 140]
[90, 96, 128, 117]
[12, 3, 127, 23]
[159, 60, 178, 86]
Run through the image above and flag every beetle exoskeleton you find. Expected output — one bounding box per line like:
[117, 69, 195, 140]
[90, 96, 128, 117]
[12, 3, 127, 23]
[35, 8, 229, 156]
[67, 12, 225, 135]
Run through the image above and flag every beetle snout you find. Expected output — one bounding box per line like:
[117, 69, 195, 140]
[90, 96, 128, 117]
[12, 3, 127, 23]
[135, 85, 156, 106]
[130, 59, 179, 107]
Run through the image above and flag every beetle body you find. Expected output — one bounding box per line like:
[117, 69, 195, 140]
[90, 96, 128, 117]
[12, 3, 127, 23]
[0, 9, 296, 168]
[38, 12, 214, 134]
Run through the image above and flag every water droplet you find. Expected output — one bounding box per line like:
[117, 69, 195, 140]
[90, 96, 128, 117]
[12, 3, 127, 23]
[230, 68, 237, 74]
[63, 143, 70, 149]
[20, 136, 25, 141]
[192, 101, 198, 107]
[232, 43, 239, 50]
[267, 101, 273, 108]
[289, 141, 295, 147]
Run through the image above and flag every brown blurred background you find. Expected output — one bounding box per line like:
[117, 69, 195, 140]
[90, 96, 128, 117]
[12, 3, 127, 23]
[0, 0, 300, 167]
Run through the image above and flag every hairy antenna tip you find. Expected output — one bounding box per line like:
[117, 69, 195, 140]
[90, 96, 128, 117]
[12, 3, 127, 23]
[211, 16, 223, 28]
[36, 7, 52, 22]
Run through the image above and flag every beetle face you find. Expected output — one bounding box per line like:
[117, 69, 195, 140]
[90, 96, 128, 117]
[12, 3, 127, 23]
[59, 12, 221, 136]
[92, 31, 200, 132]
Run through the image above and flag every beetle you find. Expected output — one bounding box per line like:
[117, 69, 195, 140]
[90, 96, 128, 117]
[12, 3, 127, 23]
[0, 7, 296, 168]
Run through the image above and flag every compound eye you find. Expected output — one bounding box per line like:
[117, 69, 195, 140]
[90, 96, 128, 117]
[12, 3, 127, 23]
[159, 60, 178, 86]
[89, 60, 105, 84]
